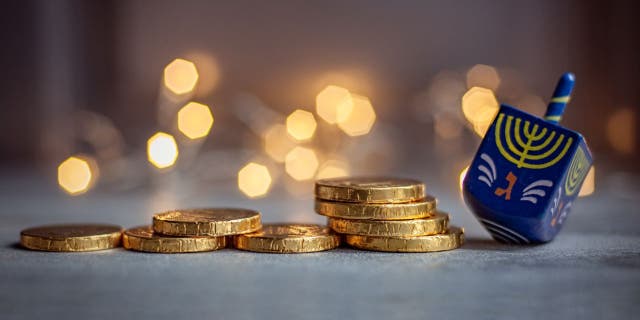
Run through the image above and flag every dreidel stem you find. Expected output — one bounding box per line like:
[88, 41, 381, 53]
[544, 72, 575, 124]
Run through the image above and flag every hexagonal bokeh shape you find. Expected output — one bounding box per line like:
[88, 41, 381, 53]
[286, 109, 317, 141]
[178, 102, 214, 139]
[338, 94, 376, 136]
[316, 85, 353, 124]
[147, 132, 179, 169]
[238, 162, 272, 198]
[285, 147, 319, 181]
[164, 58, 199, 95]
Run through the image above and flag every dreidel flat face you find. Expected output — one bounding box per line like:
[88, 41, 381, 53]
[463, 105, 593, 243]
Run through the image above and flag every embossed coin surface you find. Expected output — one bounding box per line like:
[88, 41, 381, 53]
[315, 196, 436, 220]
[122, 226, 226, 253]
[153, 208, 261, 236]
[345, 226, 464, 252]
[328, 212, 449, 236]
[234, 224, 340, 253]
[20, 224, 122, 252]
[315, 177, 425, 203]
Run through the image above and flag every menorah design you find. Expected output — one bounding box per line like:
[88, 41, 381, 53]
[564, 147, 590, 196]
[494, 113, 574, 170]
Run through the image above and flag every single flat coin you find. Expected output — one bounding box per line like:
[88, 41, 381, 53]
[315, 177, 425, 203]
[345, 226, 464, 252]
[315, 196, 436, 220]
[122, 226, 226, 253]
[328, 212, 449, 236]
[153, 208, 261, 236]
[20, 224, 122, 252]
[234, 224, 340, 253]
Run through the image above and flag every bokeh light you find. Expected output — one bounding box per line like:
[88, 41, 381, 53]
[238, 162, 272, 198]
[578, 166, 595, 197]
[286, 109, 317, 141]
[177, 102, 214, 139]
[316, 85, 353, 124]
[163, 58, 199, 95]
[337, 94, 376, 136]
[606, 108, 636, 155]
[316, 159, 350, 179]
[462, 87, 499, 137]
[285, 146, 319, 181]
[466, 64, 501, 90]
[147, 132, 179, 169]
[264, 124, 296, 162]
[459, 166, 469, 192]
[57, 156, 97, 195]
[434, 112, 463, 140]
[185, 52, 220, 96]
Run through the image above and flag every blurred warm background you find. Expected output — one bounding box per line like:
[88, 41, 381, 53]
[0, 0, 637, 203]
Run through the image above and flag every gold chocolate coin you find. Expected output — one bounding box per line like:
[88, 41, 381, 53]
[315, 196, 436, 220]
[20, 224, 122, 252]
[122, 226, 226, 253]
[153, 208, 261, 236]
[234, 224, 340, 253]
[328, 212, 449, 236]
[315, 177, 425, 203]
[345, 226, 464, 252]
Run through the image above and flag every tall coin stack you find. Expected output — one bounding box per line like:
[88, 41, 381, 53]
[315, 177, 464, 252]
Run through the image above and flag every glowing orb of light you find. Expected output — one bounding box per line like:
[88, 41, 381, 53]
[163, 58, 199, 95]
[316, 85, 353, 124]
[147, 132, 179, 169]
[578, 166, 595, 197]
[466, 64, 501, 91]
[57, 156, 96, 195]
[285, 147, 319, 181]
[462, 87, 499, 137]
[337, 94, 376, 136]
[238, 162, 272, 198]
[286, 109, 317, 141]
[177, 101, 214, 139]
[264, 124, 296, 163]
[459, 166, 469, 192]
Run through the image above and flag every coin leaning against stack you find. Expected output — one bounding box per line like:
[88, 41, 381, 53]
[315, 177, 464, 252]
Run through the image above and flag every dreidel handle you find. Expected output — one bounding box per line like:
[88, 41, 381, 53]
[544, 72, 575, 124]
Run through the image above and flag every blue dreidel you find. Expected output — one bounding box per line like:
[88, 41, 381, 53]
[462, 73, 593, 244]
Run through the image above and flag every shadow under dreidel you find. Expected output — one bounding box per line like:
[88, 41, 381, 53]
[462, 237, 543, 252]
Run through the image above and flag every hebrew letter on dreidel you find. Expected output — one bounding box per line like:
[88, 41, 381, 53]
[494, 172, 517, 200]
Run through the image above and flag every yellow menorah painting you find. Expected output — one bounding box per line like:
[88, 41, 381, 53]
[564, 147, 590, 195]
[494, 113, 573, 169]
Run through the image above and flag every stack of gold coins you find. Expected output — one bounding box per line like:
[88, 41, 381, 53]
[122, 208, 340, 254]
[122, 208, 261, 253]
[315, 177, 464, 252]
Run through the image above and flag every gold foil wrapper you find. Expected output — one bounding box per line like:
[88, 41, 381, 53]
[315, 177, 425, 203]
[345, 226, 464, 252]
[234, 224, 340, 253]
[20, 224, 122, 252]
[153, 208, 261, 236]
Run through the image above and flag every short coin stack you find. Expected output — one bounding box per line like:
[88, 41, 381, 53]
[315, 177, 464, 252]
[126, 208, 340, 254]
[123, 208, 262, 253]
[19, 208, 341, 254]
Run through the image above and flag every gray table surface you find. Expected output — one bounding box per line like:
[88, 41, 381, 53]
[1, 172, 639, 320]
